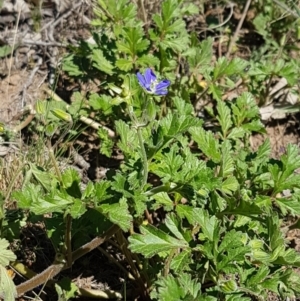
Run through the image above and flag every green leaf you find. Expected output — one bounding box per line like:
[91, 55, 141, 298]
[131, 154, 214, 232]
[181, 3, 199, 15]
[160, 36, 189, 52]
[0, 239, 16, 266]
[30, 163, 58, 191]
[220, 279, 238, 293]
[220, 141, 234, 178]
[69, 199, 86, 219]
[90, 48, 114, 75]
[280, 144, 300, 181]
[274, 248, 300, 266]
[101, 0, 137, 25]
[94, 181, 112, 203]
[214, 57, 249, 79]
[128, 224, 188, 257]
[217, 246, 250, 272]
[227, 127, 245, 140]
[270, 149, 300, 193]
[152, 0, 180, 31]
[151, 275, 185, 301]
[189, 127, 221, 163]
[187, 36, 213, 71]
[132, 192, 147, 217]
[99, 197, 132, 231]
[62, 54, 84, 77]
[13, 184, 73, 214]
[68, 91, 86, 117]
[275, 196, 300, 216]
[166, 114, 201, 137]
[165, 19, 185, 34]
[256, 138, 271, 160]
[152, 113, 201, 156]
[217, 101, 232, 138]
[176, 204, 194, 224]
[247, 266, 270, 287]
[253, 13, 269, 38]
[89, 93, 113, 115]
[261, 276, 281, 293]
[232, 92, 260, 127]
[176, 205, 219, 242]
[151, 273, 201, 301]
[0, 265, 17, 301]
[115, 120, 139, 155]
[0, 44, 13, 58]
[151, 145, 184, 181]
[251, 249, 271, 263]
[165, 213, 185, 241]
[170, 249, 191, 273]
[115, 58, 133, 71]
[173, 97, 194, 116]
[136, 53, 160, 67]
[55, 277, 78, 301]
[220, 176, 239, 195]
[218, 230, 245, 253]
[98, 127, 114, 157]
[226, 295, 251, 301]
[151, 192, 174, 211]
[61, 168, 80, 189]
[178, 273, 201, 299]
[208, 84, 222, 101]
[242, 119, 265, 133]
[117, 27, 149, 56]
[224, 198, 263, 216]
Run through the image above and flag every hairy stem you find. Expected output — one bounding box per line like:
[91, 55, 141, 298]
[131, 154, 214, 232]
[136, 126, 148, 188]
[16, 260, 65, 296]
[128, 105, 149, 188]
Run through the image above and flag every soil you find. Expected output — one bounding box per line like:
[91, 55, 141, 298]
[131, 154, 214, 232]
[1, 1, 300, 300]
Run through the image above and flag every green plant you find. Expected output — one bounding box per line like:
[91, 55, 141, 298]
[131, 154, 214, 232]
[2, 0, 300, 300]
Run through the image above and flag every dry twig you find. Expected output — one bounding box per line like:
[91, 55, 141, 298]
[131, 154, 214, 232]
[226, 0, 252, 58]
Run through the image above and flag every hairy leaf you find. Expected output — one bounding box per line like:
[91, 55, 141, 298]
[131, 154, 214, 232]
[0, 265, 17, 301]
[129, 224, 188, 257]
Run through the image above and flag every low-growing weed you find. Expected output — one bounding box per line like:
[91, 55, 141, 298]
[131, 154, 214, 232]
[1, 0, 300, 300]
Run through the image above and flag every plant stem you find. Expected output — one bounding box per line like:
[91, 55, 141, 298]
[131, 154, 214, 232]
[144, 182, 178, 196]
[16, 260, 65, 296]
[64, 213, 72, 267]
[136, 126, 148, 188]
[47, 143, 63, 183]
[127, 105, 149, 188]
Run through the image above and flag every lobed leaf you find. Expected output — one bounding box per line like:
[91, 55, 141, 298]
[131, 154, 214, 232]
[189, 127, 221, 163]
[128, 224, 188, 258]
[98, 197, 132, 231]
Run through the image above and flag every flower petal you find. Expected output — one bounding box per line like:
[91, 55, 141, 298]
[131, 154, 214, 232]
[137, 72, 146, 89]
[144, 68, 156, 86]
[155, 80, 170, 95]
[155, 89, 168, 95]
[155, 80, 170, 90]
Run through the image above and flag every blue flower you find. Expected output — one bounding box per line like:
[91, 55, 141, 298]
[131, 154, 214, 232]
[136, 68, 170, 96]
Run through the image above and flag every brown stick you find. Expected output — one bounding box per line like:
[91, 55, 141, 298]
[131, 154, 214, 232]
[226, 0, 252, 58]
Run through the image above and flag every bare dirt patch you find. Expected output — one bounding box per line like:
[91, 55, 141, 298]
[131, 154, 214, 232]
[251, 117, 300, 158]
[0, 0, 91, 126]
